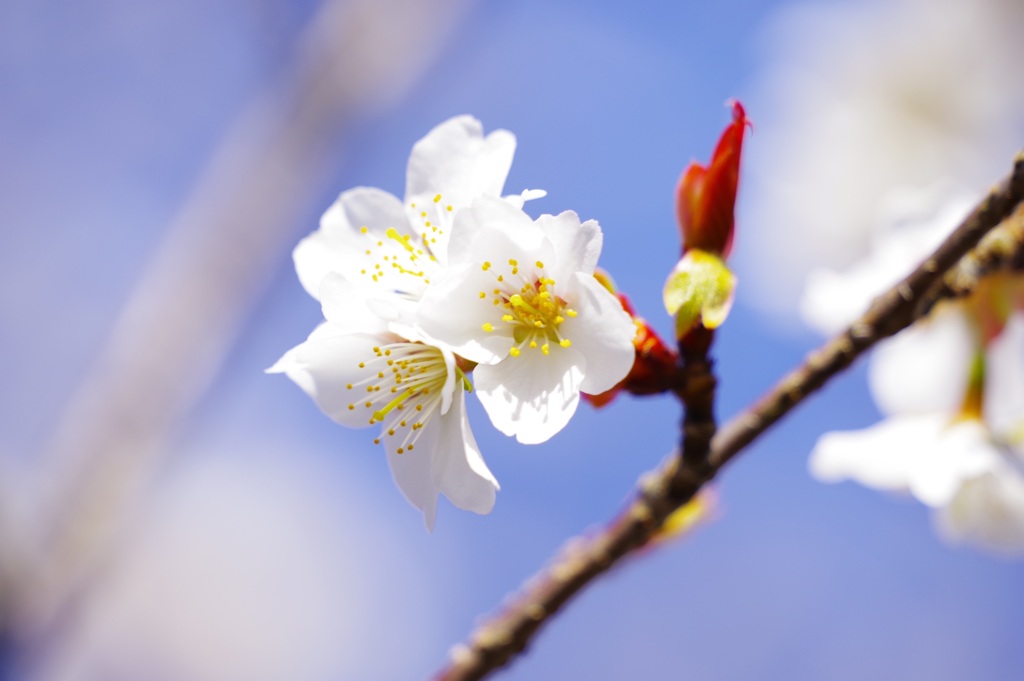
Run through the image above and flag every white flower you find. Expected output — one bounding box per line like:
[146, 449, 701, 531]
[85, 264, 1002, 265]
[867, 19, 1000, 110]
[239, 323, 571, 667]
[269, 115, 546, 528]
[810, 313, 1024, 553]
[800, 186, 977, 335]
[811, 416, 1024, 554]
[269, 276, 499, 530]
[292, 115, 543, 305]
[416, 196, 636, 444]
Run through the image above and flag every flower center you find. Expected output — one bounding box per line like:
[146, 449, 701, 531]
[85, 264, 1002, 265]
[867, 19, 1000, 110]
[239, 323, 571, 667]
[355, 193, 455, 298]
[343, 343, 456, 454]
[478, 259, 578, 357]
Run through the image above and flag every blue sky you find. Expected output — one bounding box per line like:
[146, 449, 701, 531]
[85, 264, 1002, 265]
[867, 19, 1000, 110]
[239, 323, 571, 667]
[1, 1, 1022, 680]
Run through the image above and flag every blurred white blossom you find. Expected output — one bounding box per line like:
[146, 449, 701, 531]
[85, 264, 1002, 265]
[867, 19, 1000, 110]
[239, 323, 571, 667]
[806, 192, 1024, 553]
[743, 0, 1024, 320]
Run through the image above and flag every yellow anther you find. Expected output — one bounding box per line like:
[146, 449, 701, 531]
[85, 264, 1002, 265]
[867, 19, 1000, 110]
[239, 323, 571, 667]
[433, 194, 442, 203]
[509, 347, 521, 357]
[560, 339, 572, 348]
[446, 205, 453, 212]
[348, 404, 355, 410]
[530, 340, 537, 348]
[385, 227, 415, 253]
[482, 323, 494, 332]
[541, 343, 550, 355]
[479, 291, 486, 299]
[360, 226, 368, 234]
[407, 444, 414, 451]
[555, 316, 565, 324]
[502, 314, 514, 322]
[346, 383, 353, 389]
[358, 362, 365, 368]
[396, 447, 405, 454]
[566, 309, 578, 317]
[482, 261, 492, 271]
[374, 438, 381, 445]
[535, 260, 545, 268]
[508, 259, 518, 266]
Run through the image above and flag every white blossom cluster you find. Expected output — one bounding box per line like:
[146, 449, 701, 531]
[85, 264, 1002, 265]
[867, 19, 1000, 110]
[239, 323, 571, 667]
[803, 189, 1024, 554]
[269, 116, 635, 528]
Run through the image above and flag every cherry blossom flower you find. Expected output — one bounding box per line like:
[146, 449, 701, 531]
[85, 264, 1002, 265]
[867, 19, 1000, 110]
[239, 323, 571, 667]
[269, 116, 545, 528]
[269, 275, 498, 530]
[416, 196, 636, 444]
[808, 243, 1024, 553]
[292, 115, 543, 306]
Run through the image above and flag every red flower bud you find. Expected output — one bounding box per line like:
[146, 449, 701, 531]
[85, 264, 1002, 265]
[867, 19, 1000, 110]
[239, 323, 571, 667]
[676, 101, 749, 257]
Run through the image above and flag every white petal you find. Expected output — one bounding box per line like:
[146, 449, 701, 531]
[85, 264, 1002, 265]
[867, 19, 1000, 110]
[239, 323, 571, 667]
[318, 273, 391, 335]
[909, 420, 999, 507]
[808, 415, 940, 493]
[536, 211, 603, 285]
[799, 193, 968, 334]
[293, 187, 409, 299]
[405, 115, 516, 210]
[446, 195, 544, 267]
[386, 426, 439, 531]
[559, 272, 636, 394]
[385, 388, 498, 530]
[984, 313, 1024, 438]
[430, 389, 499, 515]
[266, 332, 393, 429]
[503, 188, 547, 209]
[868, 306, 974, 417]
[474, 348, 584, 444]
[936, 454, 1024, 554]
[416, 263, 514, 364]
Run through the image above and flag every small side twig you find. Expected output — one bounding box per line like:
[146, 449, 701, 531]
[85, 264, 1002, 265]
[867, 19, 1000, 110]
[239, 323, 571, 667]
[430, 151, 1024, 681]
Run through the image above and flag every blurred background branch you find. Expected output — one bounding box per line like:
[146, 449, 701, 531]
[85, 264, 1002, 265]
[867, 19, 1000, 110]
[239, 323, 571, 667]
[0, 0, 472, 671]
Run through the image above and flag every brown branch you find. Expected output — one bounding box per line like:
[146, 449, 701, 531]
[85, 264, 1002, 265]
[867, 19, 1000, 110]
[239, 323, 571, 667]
[675, 325, 717, 477]
[915, 201, 1024, 316]
[431, 151, 1024, 681]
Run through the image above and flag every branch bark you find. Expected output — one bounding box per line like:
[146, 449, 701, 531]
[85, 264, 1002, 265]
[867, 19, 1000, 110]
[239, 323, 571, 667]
[431, 151, 1024, 681]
